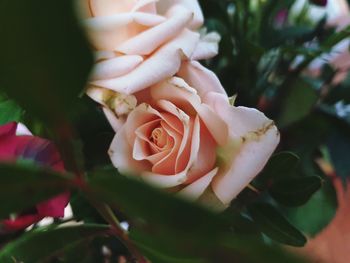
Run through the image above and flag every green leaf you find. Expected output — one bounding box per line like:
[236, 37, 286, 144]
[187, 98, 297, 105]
[270, 176, 323, 206]
[327, 129, 350, 180]
[279, 78, 319, 127]
[131, 230, 207, 263]
[0, 100, 23, 125]
[286, 178, 337, 236]
[87, 170, 228, 240]
[0, 0, 93, 123]
[254, 152, 300, 189]
[248, 203, 307, 247]
[0, 163, 72, 219]
[0, 225, 109, 263]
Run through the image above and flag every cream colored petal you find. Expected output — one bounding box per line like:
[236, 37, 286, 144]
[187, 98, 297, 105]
[177, 167, 218, 201]
[95, 51, 116, 61]
[140, 116, 201, 187]
[84, 12, 165, 50]
[102, 107, 125, 132]
[92, 29, 199, 94]
[117, 5, 193, 55]
[156, 0, 204, 29]
[91, 55, 143, 80]
[151, 77, 228, 146]
[90, 0, 134, 16]
[208, 97, 280, 206]
[191, 32, 221, 60]
[132, 0, 158, 13]
[177, 61, 227, 98]
[109, 126, 151, 173]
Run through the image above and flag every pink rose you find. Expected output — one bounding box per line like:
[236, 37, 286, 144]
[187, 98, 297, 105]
[81, 0, 220, 121]
[108, 62, 280, 209]
[0, 122, 69, 231]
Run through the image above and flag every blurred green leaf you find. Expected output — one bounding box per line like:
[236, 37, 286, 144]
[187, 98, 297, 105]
[270, 176, 322, 206]
[0, 0, 93, 123]
[0, 225, 109, 263]
[286, 178, 337, 236]
[87, 169, 228, 240]
[0, 100, 23, 125]
[327, 130, 350, 180]
[0, 163, 72, 220]
[254, 152, 300, 189]
[279, 78, 319, 127]
[248, 203, 307, 247]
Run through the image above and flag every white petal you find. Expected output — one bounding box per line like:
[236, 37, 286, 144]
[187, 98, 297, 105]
[117, 5, 193, 55]
[92, 29, 199, 94]
[210, 102, 280, 206]
[178, 61, 227, 98]
[191, 32, 221, 60]
[91, 55, 143, 80]
[177, 167, 218, 201]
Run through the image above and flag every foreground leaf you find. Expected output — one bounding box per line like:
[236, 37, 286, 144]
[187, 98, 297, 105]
[248, 203, 307, 247]
[0, 163, 72, 220]
[0, 0, 93, 123]
[0, 225, 109, 263]
[87, 170, 228, 240]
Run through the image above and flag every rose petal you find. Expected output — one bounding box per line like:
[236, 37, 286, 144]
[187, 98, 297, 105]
[109, 125, 151, 173]
[178, 61, 227, 97]
[117, 5, 193, 55]
[140, 115, 201, 187]
[92, 29, 199, 94]
[209, 101, 280, 206]
[102, 107, 125, 132]
[191, 32, 221, 60]
[91, 55, 144, 80]
[151, 77, 229, 145]
[156, 0, 204, 29]
[132, 0, 158, 13]
[185, 120, 217, 184]
[178, 167, 218, 201]
[90, 0, 134, 16]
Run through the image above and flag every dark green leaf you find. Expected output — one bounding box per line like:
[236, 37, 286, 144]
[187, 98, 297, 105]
[0, 100, 23, 125]
[0, 163, 72, 219]
[0, 0, 93, 123]
[327, 130, 350, 180]
[248, 203, 307, 247]
[87, 169, 228, 240]
[286, 176, 337, 236]
[270, 176, 322, 206]
[279, 78, 319, 127]
[0, 225, 109, 263]
[254, 152, 300, 189]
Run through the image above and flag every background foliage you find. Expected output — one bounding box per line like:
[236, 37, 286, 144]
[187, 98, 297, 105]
[0, 0, 349, 262]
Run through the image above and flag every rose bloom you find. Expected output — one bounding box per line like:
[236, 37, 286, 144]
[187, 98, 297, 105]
[79, 0, 219, 95]
[0, 122, 69, 231]
[97, 62, 280, 210]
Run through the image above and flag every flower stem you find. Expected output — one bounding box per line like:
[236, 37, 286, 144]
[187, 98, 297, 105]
[91, 201, 148, 263]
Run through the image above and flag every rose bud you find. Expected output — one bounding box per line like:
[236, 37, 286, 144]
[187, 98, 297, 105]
[0, 122, 69, 231]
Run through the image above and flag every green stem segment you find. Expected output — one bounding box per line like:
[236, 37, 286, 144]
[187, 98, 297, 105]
[92, 201, 148, 263]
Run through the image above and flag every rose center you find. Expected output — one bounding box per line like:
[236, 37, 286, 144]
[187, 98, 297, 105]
[150, 127, 167, 148]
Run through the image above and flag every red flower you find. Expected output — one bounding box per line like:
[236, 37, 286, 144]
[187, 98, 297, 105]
[0, 122, 70, 231]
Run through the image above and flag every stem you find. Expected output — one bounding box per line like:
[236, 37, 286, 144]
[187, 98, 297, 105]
[91, 201, 148, 263]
